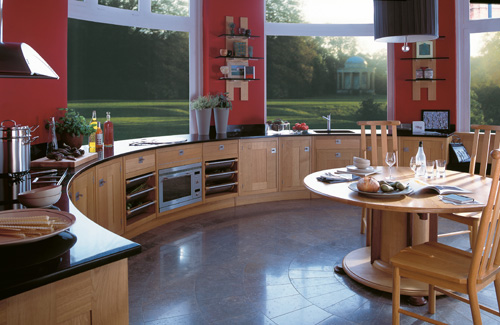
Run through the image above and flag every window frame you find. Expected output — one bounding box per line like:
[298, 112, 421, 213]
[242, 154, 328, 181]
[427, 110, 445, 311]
[263, 4, 395, 122]
[68, 0, 202, 133]
[456, 0, 500, 131]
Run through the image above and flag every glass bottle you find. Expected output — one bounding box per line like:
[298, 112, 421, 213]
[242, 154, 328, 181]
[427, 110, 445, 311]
[415, 141, 427, 177]
[104, 111, 114, 148]
[96, 122, 103, 151]
[89, 110, 97, 152]
[46, 116, 58, 155]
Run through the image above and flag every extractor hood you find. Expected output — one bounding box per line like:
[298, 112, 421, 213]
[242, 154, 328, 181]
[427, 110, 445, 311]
[0, 0, 59, 79]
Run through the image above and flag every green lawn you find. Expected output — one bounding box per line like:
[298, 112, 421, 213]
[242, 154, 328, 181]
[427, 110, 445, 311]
[69, 95, 387, 141]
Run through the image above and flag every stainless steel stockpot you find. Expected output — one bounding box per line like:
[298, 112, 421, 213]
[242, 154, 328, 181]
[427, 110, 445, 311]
[0, 120, 38, 174]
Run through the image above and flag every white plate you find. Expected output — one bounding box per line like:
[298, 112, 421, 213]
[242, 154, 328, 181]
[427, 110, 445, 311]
[347, 165, 374, 172]
[0, 209, 76, 246]
[348, 182, 414, 197]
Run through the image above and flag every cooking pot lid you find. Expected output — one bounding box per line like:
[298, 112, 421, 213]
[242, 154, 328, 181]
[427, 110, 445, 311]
[1, 120, 32, 138]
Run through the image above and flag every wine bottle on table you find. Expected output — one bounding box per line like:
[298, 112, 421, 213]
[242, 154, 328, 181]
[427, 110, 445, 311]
[415, 141, 427, 177]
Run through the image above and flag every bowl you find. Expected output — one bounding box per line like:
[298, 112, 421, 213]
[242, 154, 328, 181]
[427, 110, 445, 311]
[353, 156, 371, 169]
[18, 185, 62, 208]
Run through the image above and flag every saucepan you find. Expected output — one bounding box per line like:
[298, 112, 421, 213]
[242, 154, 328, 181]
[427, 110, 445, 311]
[0, 120, 39, 174]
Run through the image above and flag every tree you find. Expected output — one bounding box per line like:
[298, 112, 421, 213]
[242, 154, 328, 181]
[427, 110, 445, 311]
[266, 0, 304, 23]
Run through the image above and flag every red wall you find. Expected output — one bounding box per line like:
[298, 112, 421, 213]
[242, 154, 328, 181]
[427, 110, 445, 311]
[203, 0, 265, 126]
[394, 0, 456, 126]
[0, 0, 67, 144]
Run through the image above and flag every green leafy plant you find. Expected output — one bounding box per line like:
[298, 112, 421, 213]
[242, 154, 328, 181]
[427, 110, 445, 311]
[189, 95, 218, 110]
[214, 92, 232, 110]
[51, 108, 94, 136]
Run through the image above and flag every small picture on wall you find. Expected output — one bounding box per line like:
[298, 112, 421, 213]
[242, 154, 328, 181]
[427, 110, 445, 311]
[416, 41, 434, 58]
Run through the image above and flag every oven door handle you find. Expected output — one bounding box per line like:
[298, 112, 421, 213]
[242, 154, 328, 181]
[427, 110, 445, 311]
[162, 172, 191, 180]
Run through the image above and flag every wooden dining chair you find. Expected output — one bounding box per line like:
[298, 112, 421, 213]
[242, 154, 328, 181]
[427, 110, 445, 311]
[438, 125, 500, 249]
[357, 120, 401, 245]
[391, 148, 500, 325]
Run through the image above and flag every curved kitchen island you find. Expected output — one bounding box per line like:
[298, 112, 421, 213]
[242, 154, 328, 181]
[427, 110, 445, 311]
[0, 128, 452, 324]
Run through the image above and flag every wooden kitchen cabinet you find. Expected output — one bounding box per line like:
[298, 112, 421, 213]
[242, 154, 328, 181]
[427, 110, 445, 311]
[312, 136, 360, 171]
[399, 136, 451, 167]
[96, 158, 124, 235]
[69, 167, 96, 222]
[279, 137, 311, 191]
[203, 140, 239, 202]
[0, 259, 128, 325]
[239, 138, 278, 195]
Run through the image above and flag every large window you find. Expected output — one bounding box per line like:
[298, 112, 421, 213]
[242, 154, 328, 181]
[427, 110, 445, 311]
[265, 0, 389, 129]
[68, 0, 201, 141]
[457, 1, 500, 131]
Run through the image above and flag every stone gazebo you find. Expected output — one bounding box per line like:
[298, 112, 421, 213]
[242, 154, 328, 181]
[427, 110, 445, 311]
[337, 56, 376, 94]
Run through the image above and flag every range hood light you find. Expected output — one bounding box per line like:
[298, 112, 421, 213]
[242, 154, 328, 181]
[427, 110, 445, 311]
[0, 0, 59, 79]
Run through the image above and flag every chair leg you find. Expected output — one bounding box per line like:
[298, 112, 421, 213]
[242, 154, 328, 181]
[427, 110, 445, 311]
[494, 274, 500, 312]
[361, 208, 367, 234]
[470, 219, 480, 251]
[468, 283, 482, 324]
[428, 284, 436, 314]
[393, 266, 401, 325]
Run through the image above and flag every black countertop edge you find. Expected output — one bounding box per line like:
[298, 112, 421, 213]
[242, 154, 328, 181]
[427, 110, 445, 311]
[0, 243, 141, 301]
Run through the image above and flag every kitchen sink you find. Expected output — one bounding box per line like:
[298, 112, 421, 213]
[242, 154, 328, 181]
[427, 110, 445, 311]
[312, 130, 355, 134]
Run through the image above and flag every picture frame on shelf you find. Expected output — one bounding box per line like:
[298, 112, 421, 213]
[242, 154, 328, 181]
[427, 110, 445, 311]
[230, 65, 245, 79]
[416, 41, 433, 58]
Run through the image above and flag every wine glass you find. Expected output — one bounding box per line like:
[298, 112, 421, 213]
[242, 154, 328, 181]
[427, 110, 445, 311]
[385, 151, 396, 180]
[410, 156, 417, 176]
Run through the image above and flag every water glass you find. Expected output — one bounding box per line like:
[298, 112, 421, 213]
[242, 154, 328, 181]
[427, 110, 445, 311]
[426, 160, 435, 178]
[385, 151, 396, 180]
[409, 156, 417, 176]
[436, 159, 446, 177]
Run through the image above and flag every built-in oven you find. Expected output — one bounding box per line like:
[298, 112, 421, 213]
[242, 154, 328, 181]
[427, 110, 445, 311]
[158, 162, 202, 213]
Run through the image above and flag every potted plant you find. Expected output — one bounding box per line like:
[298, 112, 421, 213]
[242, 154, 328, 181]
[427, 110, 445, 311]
[52, 107, 94, 148]
[213, 92, 232, 134]
[190, 95, 217, 136]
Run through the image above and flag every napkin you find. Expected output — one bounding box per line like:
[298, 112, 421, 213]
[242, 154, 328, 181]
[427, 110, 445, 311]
[317, 174, 360, 184]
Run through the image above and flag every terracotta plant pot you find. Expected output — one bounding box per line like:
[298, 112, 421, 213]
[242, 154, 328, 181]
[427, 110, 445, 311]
[60, 133, 84, 149]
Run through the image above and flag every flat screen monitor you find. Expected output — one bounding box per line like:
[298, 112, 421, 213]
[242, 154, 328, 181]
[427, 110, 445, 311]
[421, 110, 450, 133]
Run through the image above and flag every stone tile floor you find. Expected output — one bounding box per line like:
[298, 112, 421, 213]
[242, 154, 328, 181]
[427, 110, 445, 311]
[128, 199, 500, 324]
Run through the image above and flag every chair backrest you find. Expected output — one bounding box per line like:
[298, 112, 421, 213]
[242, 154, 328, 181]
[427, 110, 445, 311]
[470, 149, 500, 283]
[357, 120, 401, 167]
[469, 125, 500, 177]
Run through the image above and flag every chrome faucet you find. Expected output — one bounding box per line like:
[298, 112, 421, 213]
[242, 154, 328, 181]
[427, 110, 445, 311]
[322, 114, 331, 131]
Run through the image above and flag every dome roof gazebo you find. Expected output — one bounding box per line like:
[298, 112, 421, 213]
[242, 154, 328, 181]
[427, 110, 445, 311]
[337, 56, 376, 94]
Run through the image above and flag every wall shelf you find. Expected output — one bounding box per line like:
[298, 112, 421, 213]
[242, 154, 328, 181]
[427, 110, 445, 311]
[219, 78, 260, 81]
[216, 56, 263, 60]
[405, 78, 446, 81]
[401, 57, 449, 61]
[218, 34, 260, 38]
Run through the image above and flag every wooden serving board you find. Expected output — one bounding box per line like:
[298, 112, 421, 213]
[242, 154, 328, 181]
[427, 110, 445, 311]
[31, 152, 98, 168]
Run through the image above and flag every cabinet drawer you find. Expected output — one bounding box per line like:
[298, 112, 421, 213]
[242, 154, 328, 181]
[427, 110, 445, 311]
[315, 148, 359, 171]
[203, 140, 238, 161]
[125, 150, 155, 177]
[313, 136, 360, 149]
[157, 144, 202, 168]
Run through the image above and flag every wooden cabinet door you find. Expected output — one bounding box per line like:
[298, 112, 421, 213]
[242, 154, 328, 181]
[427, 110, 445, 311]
[399, 137, 451, 167]
[69, 168, 96, 222]
[96, 159, 124, 235]
[279, 137, 311, 191]
[239, 138, 278, 195]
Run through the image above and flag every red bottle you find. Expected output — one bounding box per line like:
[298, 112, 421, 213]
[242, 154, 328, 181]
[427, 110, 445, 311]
[104, 111, 114, 148]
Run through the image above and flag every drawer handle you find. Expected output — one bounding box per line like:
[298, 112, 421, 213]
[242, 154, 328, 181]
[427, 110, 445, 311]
[75, 192, 83, 201]
[271, 148, 277, 154]
[336, 139, 341, 145]
[403, 147, 410, 152]
[179, 149, 184, 156]
[335, 152, 341, 158]
[99, 179, 106, 187]
[219, 145, 224, 150]
[138, 156, 144, 163]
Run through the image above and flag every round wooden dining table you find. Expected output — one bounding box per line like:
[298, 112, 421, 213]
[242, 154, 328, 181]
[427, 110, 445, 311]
[303, 166, 491, 296]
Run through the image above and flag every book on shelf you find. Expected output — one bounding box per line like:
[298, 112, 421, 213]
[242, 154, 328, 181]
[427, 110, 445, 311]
[410, 179, 472, 195]
[244, 66, 255, 79]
